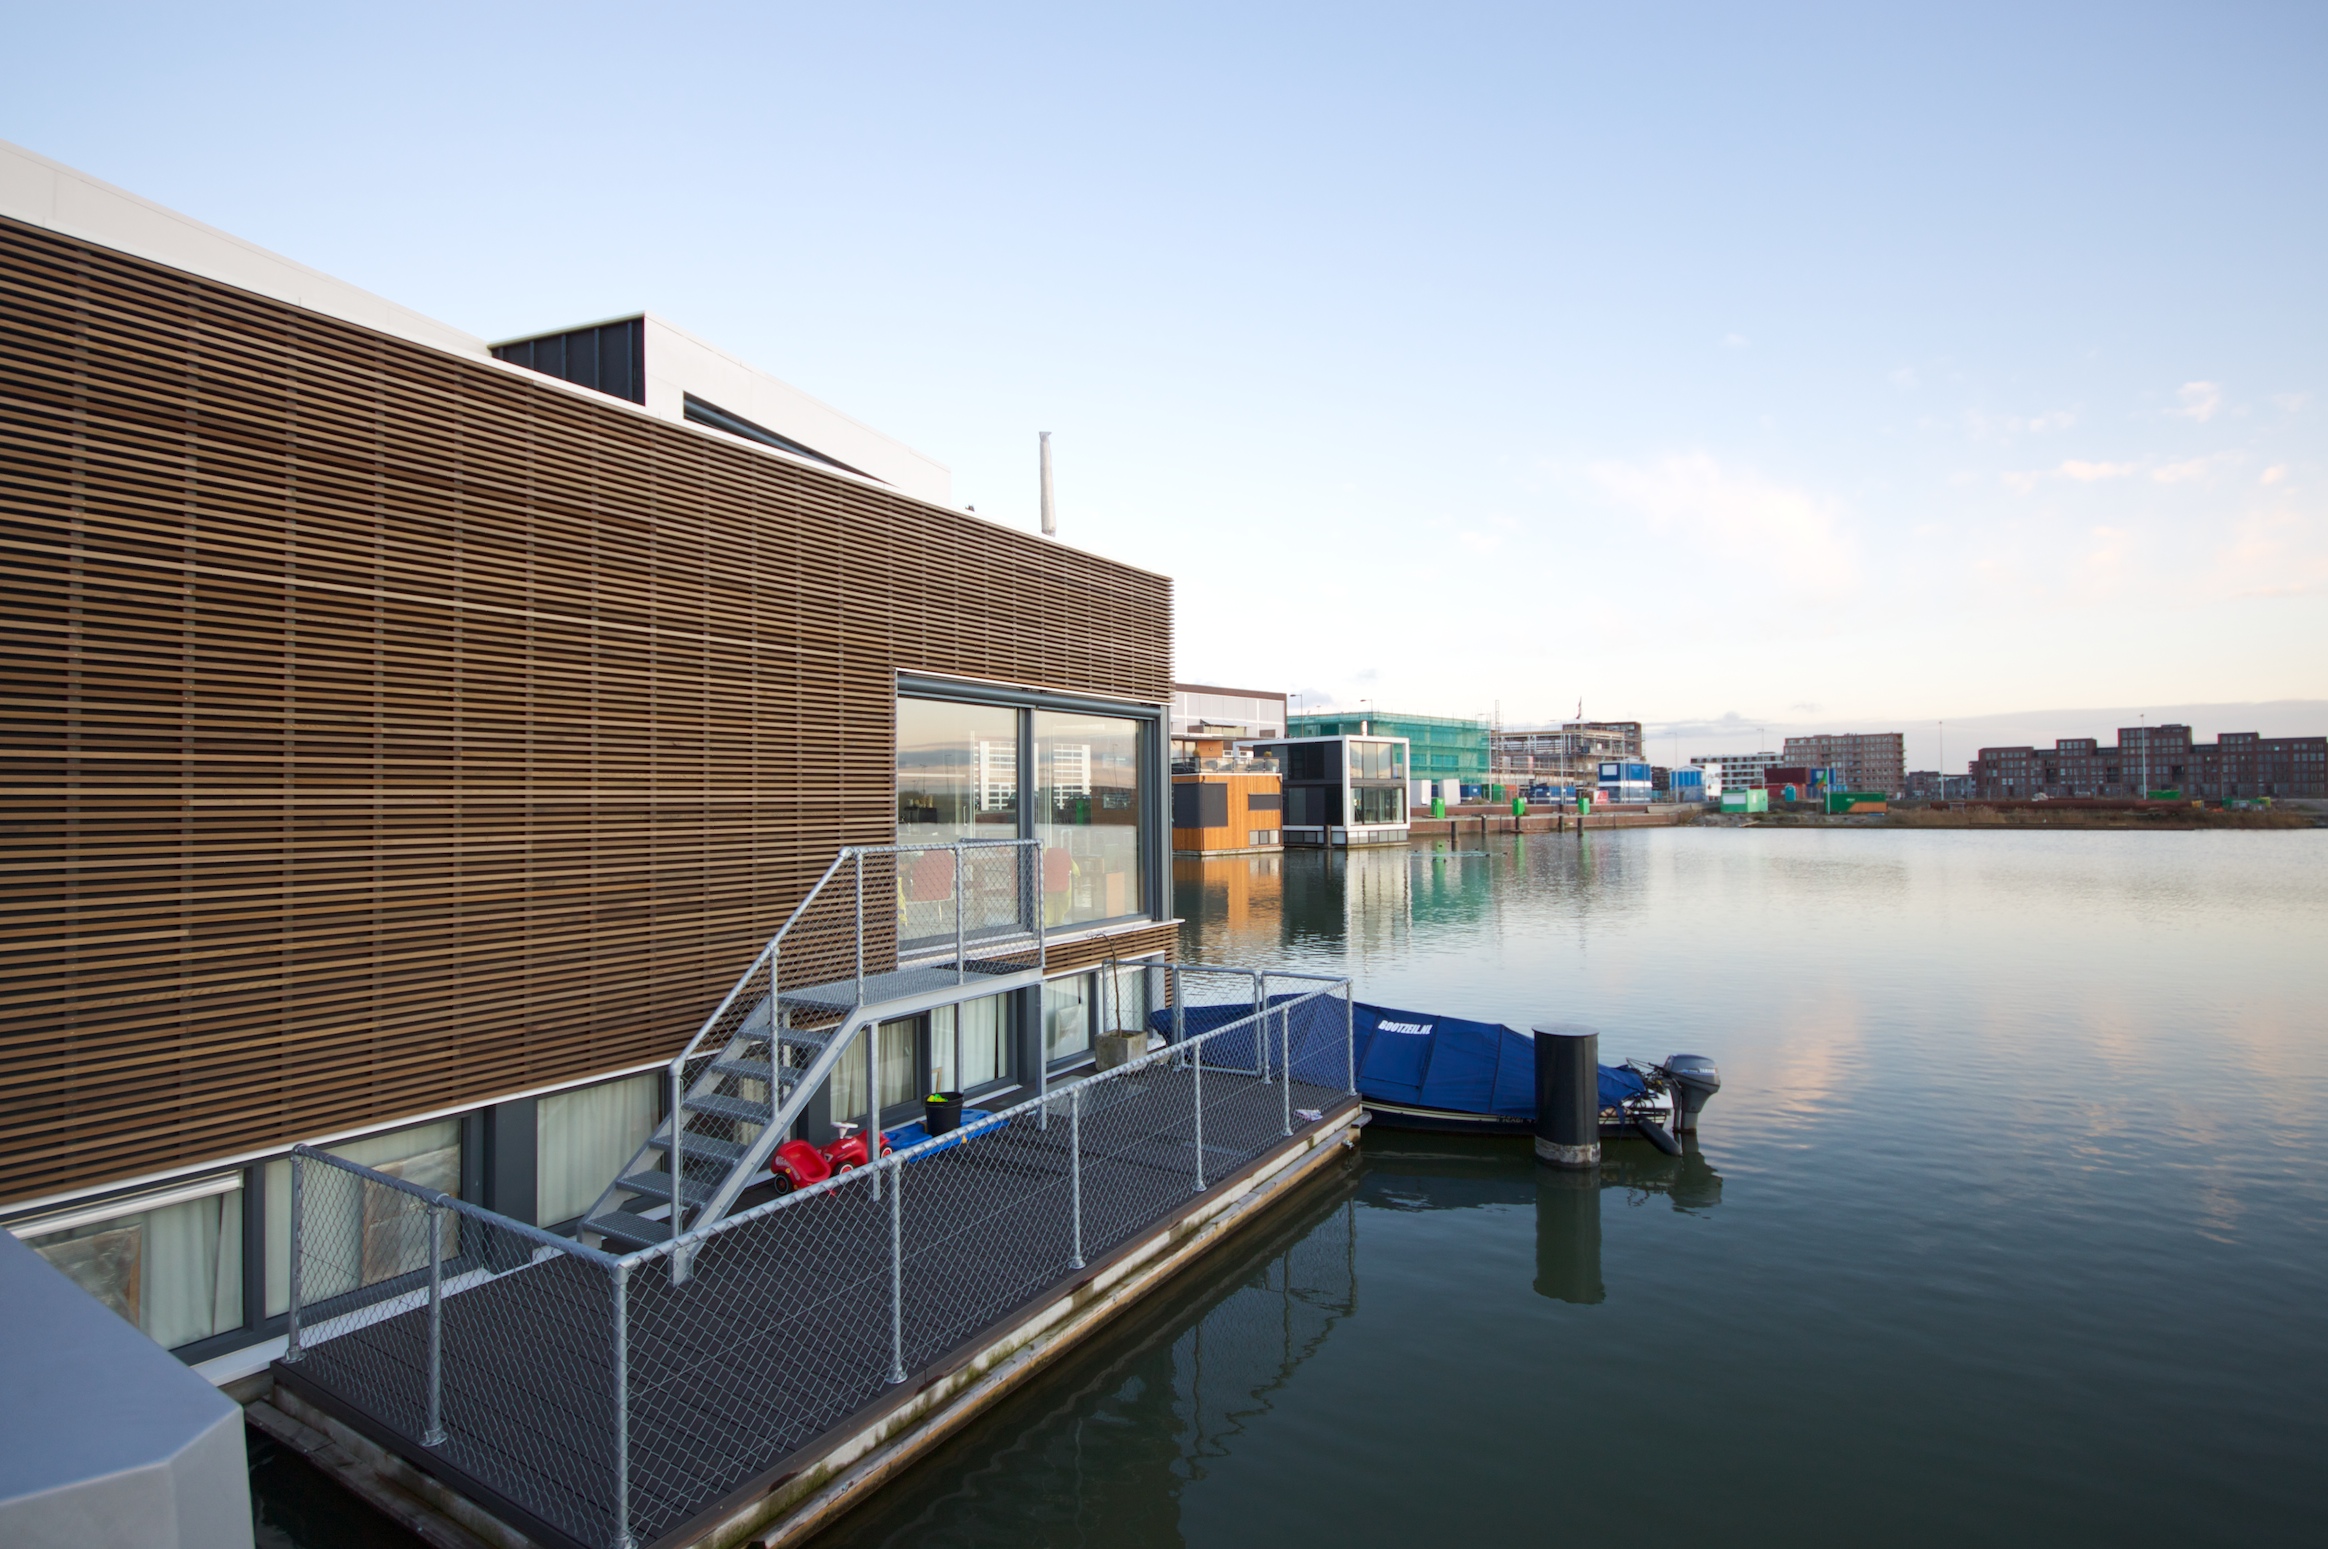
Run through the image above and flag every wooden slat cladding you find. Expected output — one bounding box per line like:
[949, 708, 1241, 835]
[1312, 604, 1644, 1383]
[1043, 923, 1182, 979]
[0, 216, 1173, 1206]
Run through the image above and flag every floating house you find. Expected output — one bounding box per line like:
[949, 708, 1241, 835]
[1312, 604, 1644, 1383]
[1172, 739, 1284, 854]
[1247, 735, 1412, 847]
[1, 139, 1367, 1549]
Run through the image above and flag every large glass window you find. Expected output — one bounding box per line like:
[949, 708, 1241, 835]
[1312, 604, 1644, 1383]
[1354, 785, 1406, 824]
[830, 1016, 921, 1121]
[537, 1073, 658, 1226]
[19, 1176, 244, 1351]
[265, 1118, 460, 1316]
[931, 994, 1009, 1093]
[898, 699, 1020, 844]
[1036, 711, 1144, 925]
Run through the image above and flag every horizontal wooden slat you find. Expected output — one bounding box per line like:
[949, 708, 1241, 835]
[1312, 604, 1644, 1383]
[0, 215, 1174, 1206]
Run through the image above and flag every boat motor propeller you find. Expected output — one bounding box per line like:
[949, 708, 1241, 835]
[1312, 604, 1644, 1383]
[1661, 1055, 1720, 1134]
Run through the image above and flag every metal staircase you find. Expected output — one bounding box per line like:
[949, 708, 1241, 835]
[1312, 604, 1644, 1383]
[579, 839, 1046, 1274]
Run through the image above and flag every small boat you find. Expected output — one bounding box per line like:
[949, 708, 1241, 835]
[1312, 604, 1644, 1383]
[1345, 1003, 1681, 1142]
[1154, 999, 1717, 1147]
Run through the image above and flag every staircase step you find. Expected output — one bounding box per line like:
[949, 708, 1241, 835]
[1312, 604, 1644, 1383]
[616, 1171, 716, 1208]
[648, 1132, 747, 1167]
[684, 1092, 773, 1125]
[711, 1056, 775, 1082]
[583, 1211, 672, 1250]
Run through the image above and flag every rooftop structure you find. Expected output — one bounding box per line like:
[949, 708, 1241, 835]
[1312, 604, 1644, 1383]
[1171, 684, 1288, 757]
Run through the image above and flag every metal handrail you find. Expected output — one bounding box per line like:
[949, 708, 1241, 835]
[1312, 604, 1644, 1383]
[642, 979, 1353, 1261]
[285, 967, 1354, 1549]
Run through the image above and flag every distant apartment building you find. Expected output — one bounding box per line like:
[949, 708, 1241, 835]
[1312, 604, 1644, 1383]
[1691, 750, 1780, 792]
[1494, 721, 1643, 781]
[1171, 684, 1287, 760]
[1972, 726, 2328, 800]
[1904, 771, 1975, 800]
[1781, 733, 1905, 796]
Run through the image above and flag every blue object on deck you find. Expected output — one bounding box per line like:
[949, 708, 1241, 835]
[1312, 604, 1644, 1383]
[885, 1107, 1003, 1156]
[1150, 998, 1645, 1120]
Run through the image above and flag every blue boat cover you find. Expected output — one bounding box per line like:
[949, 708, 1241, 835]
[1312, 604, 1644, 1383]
[1150, 998, 1645, 1118]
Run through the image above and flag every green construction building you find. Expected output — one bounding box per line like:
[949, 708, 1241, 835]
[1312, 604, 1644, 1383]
[1287, 711, 1489, 782]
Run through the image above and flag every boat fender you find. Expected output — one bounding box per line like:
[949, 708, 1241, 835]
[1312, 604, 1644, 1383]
[1635, 1116, 1682, 1156]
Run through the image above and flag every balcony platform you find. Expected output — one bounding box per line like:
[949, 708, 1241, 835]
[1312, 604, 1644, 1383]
[274, 1065, 1356, 1549]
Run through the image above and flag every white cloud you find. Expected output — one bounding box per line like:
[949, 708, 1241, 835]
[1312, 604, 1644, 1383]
[1889, 366, 1919, 390]
[2173, 381, 2222, 422]
[1722, 333, 1749, 349]
[2152, 455, 2229, 485]
[1589, 452, 1853, 598]
[2261, 465, 2288, 486]
[2060, 459, 2138, 482]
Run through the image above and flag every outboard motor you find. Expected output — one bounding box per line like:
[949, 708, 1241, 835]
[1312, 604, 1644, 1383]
[1662, 1055, 1721, 1133]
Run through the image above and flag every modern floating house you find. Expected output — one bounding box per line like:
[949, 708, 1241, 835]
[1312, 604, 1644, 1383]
[1245, 734, 1412, 847]
[2, 139, 1370, 1549]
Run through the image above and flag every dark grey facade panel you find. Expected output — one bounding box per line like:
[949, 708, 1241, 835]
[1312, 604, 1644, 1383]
[491, 318, 647, 404]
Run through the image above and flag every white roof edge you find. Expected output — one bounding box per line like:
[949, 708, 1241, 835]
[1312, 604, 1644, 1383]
[0, 137, 492, 360]
[644, 310, 952, 472]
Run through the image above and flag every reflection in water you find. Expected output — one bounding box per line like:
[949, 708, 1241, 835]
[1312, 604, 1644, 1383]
[818, 1178, 1358, 1549]
[1537, 1139, 1725, 1304]
[833, 832, 2328, 1547]
[1357, 1131, 1725, 1308]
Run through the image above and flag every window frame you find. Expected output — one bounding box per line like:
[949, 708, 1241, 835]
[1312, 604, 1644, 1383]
[897, 674, 1168, 927]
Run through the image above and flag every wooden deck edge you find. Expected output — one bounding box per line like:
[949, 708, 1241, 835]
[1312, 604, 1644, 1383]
[692, 1102, 1370, 1549]
[250, 1391, 539, 1549]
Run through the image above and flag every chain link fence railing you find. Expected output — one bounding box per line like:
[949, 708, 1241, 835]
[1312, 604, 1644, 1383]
[284, 972, 1354, 1549]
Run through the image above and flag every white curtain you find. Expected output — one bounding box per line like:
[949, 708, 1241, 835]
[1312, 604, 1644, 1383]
[537, 1074, 657, 1226]
[27, 1184, 242, 1351]
[932, 994, 1007, 1092]
[830, 1017, 920, 1121]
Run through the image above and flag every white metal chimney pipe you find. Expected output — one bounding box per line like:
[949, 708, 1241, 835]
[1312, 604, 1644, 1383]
[1039, 431, 1055, 537]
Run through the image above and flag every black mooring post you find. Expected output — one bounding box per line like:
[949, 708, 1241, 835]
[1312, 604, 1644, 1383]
[1532, 1025, 1600, 1169]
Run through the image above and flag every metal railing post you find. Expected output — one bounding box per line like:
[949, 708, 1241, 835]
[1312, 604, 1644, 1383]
[1282, 1007, 1293, 1136]
[769, 946, 781, 1129]
[1253, 971, 1268, 1081]
[612, 1260, 633, 1549]
[423, 1201, 447, 1446]
[1193, 1040, 1206, 1193]
[854, 849, 866, 1008]
[669, 1061, 685, 1237]
[1070, 1083, 1085, 1270]
[1172, 964, 1185, 1060]
[283, 1152, 304, 1364]
[866, 1025, 882, 1202]
[954, 841, 966, 985]
[1346, 988, 1357, 1096]
[1033, 841, 1046, 973]
[888, 1160, 906, 1385]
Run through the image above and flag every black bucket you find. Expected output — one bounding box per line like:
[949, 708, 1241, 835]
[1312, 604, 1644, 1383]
[924, 1092, 964, 1135]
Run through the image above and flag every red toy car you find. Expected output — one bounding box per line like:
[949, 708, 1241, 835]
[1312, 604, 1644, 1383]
[769, 1122, 890, 1192]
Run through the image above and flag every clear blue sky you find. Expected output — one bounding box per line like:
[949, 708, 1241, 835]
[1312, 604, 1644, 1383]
[8, 2, 2324, 764]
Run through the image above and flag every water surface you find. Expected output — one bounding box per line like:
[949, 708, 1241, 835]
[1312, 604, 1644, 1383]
[818, 828, 2328, 1547]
